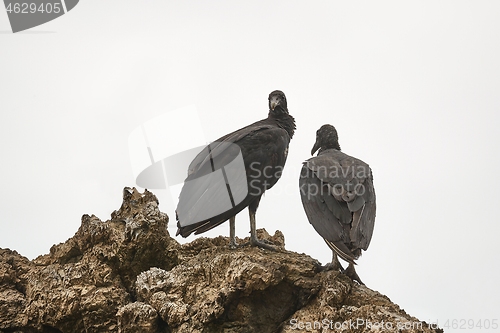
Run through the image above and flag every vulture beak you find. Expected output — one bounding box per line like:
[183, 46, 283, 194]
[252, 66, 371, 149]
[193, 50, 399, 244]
[270, 96, 280, 110]
[311, 138, 321, 156]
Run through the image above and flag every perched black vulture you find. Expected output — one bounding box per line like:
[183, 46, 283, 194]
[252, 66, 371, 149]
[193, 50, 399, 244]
[299, 125, 376, 284]
[176, 90, 295, 250]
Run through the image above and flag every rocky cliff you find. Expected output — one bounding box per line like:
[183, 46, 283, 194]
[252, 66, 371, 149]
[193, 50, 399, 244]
[0, 188, 442, 333]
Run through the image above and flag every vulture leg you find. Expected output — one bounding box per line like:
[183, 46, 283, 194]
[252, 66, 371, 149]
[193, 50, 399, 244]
[322, 251, 345, 272]
[248, 197, 277, 251]
[344, 262, 364, 285]
[229, 216, 238, 249]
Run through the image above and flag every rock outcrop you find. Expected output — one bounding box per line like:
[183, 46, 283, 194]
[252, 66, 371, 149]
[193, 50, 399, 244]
[0, 188, 443, 333]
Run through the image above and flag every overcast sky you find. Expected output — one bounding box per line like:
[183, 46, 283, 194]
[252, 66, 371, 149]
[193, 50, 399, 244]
[1, 1, 499, 332]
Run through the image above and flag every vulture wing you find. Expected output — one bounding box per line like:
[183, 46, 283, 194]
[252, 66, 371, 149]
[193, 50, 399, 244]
[176, 121, 291, 237]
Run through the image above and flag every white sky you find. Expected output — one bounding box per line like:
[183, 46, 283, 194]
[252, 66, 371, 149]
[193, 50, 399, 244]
[1, 1, 499, 331]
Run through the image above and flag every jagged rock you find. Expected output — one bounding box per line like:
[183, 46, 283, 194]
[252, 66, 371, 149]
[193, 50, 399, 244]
[116, 302, 159, 333]
[134, 240, 320, 332]
[0, 188, 443, 333]
[0, 249, 30, 329]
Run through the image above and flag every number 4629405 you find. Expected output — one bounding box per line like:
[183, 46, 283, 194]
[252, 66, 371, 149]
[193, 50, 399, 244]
[6, 3, 62, 14]
[443, 319, 498, 330]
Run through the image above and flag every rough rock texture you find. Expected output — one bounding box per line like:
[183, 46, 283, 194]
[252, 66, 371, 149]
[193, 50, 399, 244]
[0, 188, 443, 333]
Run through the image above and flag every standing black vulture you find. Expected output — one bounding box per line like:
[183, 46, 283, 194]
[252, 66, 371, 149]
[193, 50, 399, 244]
[176, 90, 295, 250]
[299, 125, 376, 284]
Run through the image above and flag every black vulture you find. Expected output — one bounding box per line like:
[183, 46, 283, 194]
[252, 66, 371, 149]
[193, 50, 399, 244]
[299, 124, 376, 284]
[176, 90, 295, 250]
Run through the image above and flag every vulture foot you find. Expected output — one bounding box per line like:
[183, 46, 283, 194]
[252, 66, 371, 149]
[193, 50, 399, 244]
[344, 263, 364, 285]
[322, 260, 345, 272]
[228, 239, 240, 250]
[250, 238, 278, 251]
